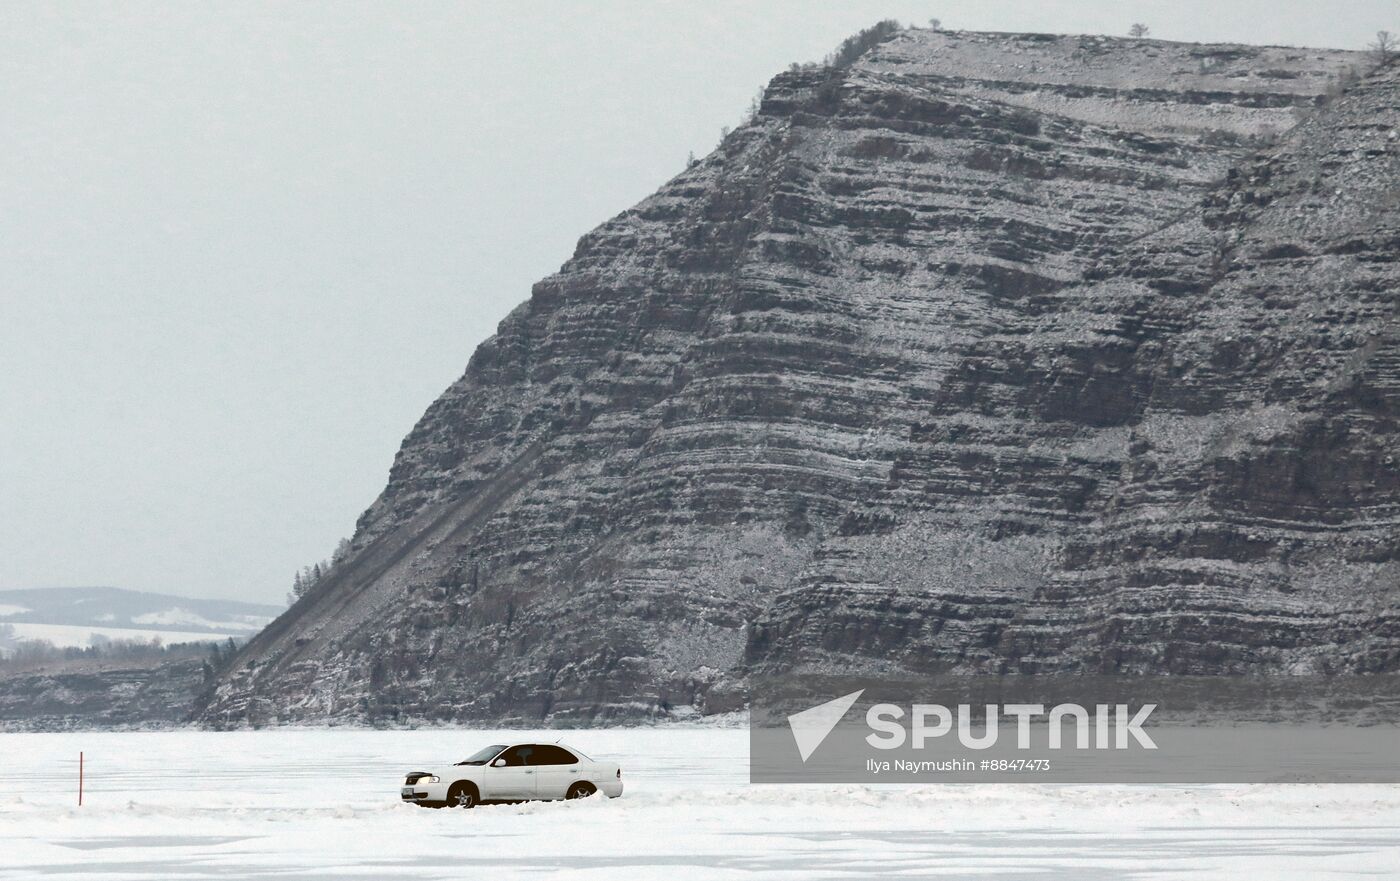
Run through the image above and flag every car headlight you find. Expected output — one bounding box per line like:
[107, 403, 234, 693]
[418, 775, 439, 784]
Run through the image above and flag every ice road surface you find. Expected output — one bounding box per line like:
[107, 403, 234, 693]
[1, 729, 1397, 879]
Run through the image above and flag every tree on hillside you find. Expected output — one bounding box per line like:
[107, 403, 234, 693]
[1129, 23, 1151, 38]
[288, 536, 352, 603]
[332, 537, 352, 566]
[827, 19, 903, 68]
[745, 87, 764, 122]
[1371, 30, 1396, 66]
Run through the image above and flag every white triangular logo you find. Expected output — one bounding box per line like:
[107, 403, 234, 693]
[787, 689, 865, 762]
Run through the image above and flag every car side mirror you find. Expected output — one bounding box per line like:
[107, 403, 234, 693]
[492, 758, 506, 767]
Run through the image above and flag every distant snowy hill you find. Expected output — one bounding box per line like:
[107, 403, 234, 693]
[0, 587, 282, 650]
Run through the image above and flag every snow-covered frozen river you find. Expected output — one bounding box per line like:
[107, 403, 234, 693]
[1, 728, 1397, 879]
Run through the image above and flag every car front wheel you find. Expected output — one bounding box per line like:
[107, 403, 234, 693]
[447, 783, 478, 809]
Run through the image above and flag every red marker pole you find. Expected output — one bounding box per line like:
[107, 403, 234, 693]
[78, 751, 83, 807]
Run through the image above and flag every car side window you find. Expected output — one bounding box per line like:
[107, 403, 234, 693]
[530, 745, 578, 765]
[497, 745, 533, 767]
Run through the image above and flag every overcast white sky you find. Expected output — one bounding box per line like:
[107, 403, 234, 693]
[2, 1, 1395, 604]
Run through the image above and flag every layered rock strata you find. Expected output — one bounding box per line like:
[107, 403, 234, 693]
[204, 31, 1396, 725]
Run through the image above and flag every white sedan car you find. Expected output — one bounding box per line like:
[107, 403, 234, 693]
[401, 742, 623, 808]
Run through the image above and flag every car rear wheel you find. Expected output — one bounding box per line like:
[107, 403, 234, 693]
[447, 783, 478, 809]
[566, 781, 597, 800]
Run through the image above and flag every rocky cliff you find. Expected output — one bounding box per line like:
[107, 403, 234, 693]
[204, 30, 1398, 725]
[0, 658, 207, 731]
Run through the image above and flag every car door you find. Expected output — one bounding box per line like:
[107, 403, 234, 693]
[482, 745, 537, 800]
[531, 744, 581, 798]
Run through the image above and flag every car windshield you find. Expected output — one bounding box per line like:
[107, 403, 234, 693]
[456, 744, 508, 765]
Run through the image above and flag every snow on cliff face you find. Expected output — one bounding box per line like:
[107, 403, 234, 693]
[206, 32, 1399, 726]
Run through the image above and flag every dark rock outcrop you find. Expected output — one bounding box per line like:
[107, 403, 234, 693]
[204, 31, 1398, 725]
[0, 659, 207, 731]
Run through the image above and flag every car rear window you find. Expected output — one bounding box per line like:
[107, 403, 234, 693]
[530, 745, 578, 765]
